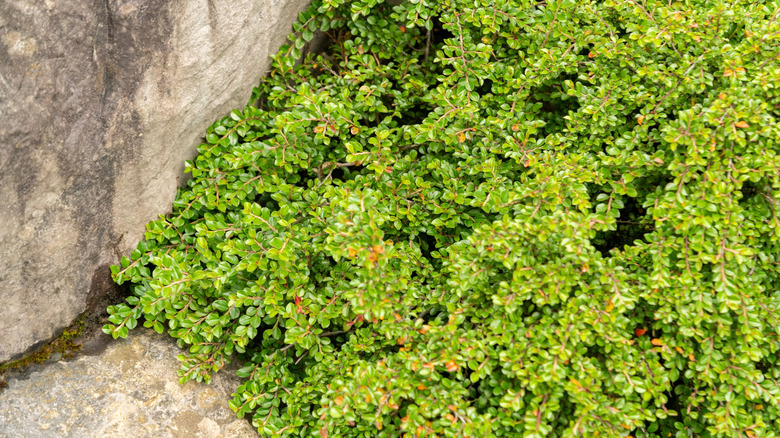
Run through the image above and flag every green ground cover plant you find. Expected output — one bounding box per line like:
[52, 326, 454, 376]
[105, 0, 780, 436]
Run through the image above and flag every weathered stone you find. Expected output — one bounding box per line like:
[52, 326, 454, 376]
[0, 0, 311, 362]
[0, 330, 258, 437]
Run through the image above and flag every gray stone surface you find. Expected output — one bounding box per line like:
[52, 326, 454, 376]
[0, 330, 258, 437]
[0, 0, 311, 362]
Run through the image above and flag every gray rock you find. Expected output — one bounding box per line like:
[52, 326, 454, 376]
[0, 0, 311, 362]
[0, 330, 258, 437]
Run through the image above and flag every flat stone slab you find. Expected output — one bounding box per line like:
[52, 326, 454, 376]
[0, 330, 257, 438]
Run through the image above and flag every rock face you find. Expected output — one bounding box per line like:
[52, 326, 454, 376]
[0, 0, 310, 362]
[0, 330, 258, 437]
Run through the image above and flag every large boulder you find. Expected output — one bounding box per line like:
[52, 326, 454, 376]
[0, 0, 311, 363]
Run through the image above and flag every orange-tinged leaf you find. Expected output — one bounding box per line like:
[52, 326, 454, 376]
[314, 125, 325, 133]
[718, 93, 726, 100]
[723, 68, 734, 77]
[756, 404, 763, 410]
[319, 427, 328, 438]
[605, 302, 614, 312]
[689, 354, 695, 361]
[445, 413, 456, 422]
[588, 51, 596, 58]
[735, 121, 749, 128]
[375, 420, 383, 430]
[511, 124, 520, 132]
[675, 346, 684, 354]
[417, 383, 426, 390]
[635, 328, 647, 336]
[637, 115, 645, 125]
[651, 338, 663, 346]
[457, 132, 466, 143]
[350, 126, 359, 135]
[445, 360, 459, 372]
[334, 395, 344, 406]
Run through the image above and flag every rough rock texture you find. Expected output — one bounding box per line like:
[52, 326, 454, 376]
[0, 330, 257, 437]
[0, 0, 310, 362]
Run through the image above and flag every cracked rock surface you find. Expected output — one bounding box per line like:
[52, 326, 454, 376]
[0, 330, 257, 438]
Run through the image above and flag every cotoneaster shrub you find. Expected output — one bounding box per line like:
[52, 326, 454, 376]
[105, 0, 780, 436]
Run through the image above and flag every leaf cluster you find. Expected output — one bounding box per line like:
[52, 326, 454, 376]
[106, 0, 780, 436]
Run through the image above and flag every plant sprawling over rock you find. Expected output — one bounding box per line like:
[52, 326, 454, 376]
[106, 0, 780, 436]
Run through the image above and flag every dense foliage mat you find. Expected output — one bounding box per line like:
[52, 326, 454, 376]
[106, 0, 780, 436]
